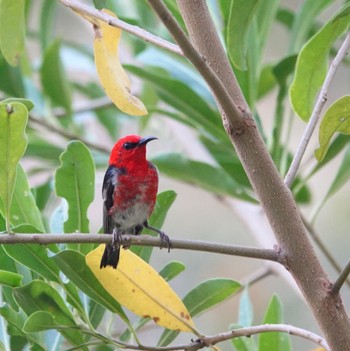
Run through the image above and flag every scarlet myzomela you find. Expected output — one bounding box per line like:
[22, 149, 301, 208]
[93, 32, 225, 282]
[100, 134, 171, 269]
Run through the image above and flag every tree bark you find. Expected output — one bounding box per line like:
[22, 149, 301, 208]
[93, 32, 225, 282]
[172, 1, 350, 349]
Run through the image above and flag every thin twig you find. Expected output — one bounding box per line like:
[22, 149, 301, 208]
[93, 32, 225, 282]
[0, 234, 282, 263]
[96, 324, 329, 351]
[58, 0, 183, 56]
[147, 0, 243, 128]
[284, 32, 350, 187]
[53, 96, 113, 118]
[332, 260, 350, 294]
[29, 114, 110, 154]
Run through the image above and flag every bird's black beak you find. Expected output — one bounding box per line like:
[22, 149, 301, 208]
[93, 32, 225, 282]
[138, 136, 158, 146]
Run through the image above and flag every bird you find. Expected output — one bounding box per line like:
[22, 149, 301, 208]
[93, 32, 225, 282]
[100, 134, 170, 269]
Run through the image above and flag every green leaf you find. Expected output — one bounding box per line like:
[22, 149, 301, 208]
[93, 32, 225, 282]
[258, 294, 291, 351]
[23, 311, 65, 332]
[0, 304, 45, 350]
[238, 287, 253, 327]
[126, 65, 225, 140]
[52, 250, 129, 323]
[13, 280, 85, 346]
[290, 4, 350, 121]
[1, 164, 45, 232]
[288, 0, 333, 54]
[0, 270, 22, 287]
[153, 153, 255, 202]
[0, 54, 25, 96]
[131, 190, 176, 262]
[159, 261, 185, 282]
[39, 0, 57, 51]
[0, 98, 33, 111]
[3, 244, 60, 282]
[227, 0, 260, 71]
[315, 96, 350, 162]
[0, 101, 28, 232]
[55, 141, 95, 251]
[40, 40, 72, 114]
[158, 278, 241, 346]
[257, 64, 277, 99]
[0, 0, 25, 66]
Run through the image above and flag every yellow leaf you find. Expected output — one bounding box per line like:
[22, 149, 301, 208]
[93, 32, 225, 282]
[93, 9, 147, 116]
[86, 245, 196, 332]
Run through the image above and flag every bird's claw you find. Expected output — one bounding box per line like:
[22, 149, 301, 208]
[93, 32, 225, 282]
[159, 231, 171, 253]
[111, 228, 122, 251]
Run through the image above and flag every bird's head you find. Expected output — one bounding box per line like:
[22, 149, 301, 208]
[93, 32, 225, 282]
[109, 134, 157, 168]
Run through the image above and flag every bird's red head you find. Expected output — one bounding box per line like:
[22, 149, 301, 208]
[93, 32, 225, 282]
[109, 134, 157, 169]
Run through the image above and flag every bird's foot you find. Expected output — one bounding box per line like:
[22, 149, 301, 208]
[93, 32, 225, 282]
[111, 228, 122, 251]
[159, 231, 171, 253]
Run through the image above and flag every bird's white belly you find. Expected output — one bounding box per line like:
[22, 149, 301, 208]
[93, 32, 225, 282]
[111, 201, 150, 231]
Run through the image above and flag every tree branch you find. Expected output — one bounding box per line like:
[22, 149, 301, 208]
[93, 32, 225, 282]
[0, 234, 281, 263]
[332, 260, 350, 294]
[284, 32, 350, 187]
[153, 1, 350, 349]
[58, 0, 183, 56]
[95, 324, 329, 351]
[29, 113, 110, 154]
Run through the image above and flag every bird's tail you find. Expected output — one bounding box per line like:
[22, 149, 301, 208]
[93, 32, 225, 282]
[100, 244, 120, 269]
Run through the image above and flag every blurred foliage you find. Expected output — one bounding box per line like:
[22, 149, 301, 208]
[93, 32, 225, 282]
[0, 0, 349, 349]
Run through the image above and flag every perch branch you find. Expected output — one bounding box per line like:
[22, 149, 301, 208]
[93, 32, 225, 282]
[0, 234, 281, 263]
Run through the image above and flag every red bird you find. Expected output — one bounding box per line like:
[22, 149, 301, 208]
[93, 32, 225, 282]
[100, 134, 170, 269]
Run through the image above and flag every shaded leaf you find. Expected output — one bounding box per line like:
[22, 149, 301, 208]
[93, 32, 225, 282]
[290, 4, 350, 121]
[153, 153, 255, 202]
[0, 101, 28, 232]
[258, 294, 291, 351]
[131, 190, 176, 261]
[23, 311, 72, 333]
[315, 96, 350, 161]
[86, 245, 196, 332]
[159, 261, 185, 282]
[227, 0, 260, 71]
[0, 0, 25, 66]
[0, 270, 22, 287]
[159, 278, 241, 346]
[52, 250, 129, 322]
[55, 141, 95, 247]
[40, 40, 72, 114]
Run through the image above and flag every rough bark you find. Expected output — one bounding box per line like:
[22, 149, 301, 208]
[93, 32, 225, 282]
[173, 1, 350, 349]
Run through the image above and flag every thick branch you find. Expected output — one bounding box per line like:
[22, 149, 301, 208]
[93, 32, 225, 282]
[152, 1, 350, 349]
[58, 0, 182, 56]
[0, 234, 280, 262]
[284, 32, 350, 187]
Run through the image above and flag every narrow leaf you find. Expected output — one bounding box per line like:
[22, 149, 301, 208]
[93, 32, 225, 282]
[227, 0, 260, 71]
[55, 141, 95, 236]
[0, 0, 25, 66]
[0, 101, 28, 232]
[86, 245, 196, 332]
[259, 295, 291, 351]
[40, 40, 72, 114]
[3, 244, 60, 282]
[290, 4, 350, 121]
[3, 164, 45, 232]
[0, 270, 22, 287]
[152, 153, 255, 202]
[52, 250, 128, 322]
[315, 96, 350, 161]
[131, 190, 176, 261]
[159, 261, 185, 282]
[23, 311, 70, 333]
[159, 278, 241, 346]
[239, 287, 253, 327]
[93, 9, 147, 115]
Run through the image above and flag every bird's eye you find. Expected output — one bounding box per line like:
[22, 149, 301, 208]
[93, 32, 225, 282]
[123, 142, 136, 150]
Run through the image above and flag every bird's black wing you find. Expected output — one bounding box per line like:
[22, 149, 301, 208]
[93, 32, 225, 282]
[102, 165, 123, 234]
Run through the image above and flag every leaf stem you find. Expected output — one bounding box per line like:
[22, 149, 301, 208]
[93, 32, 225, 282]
[332, 260, 350, 295]
[284, 32, 350, 187]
